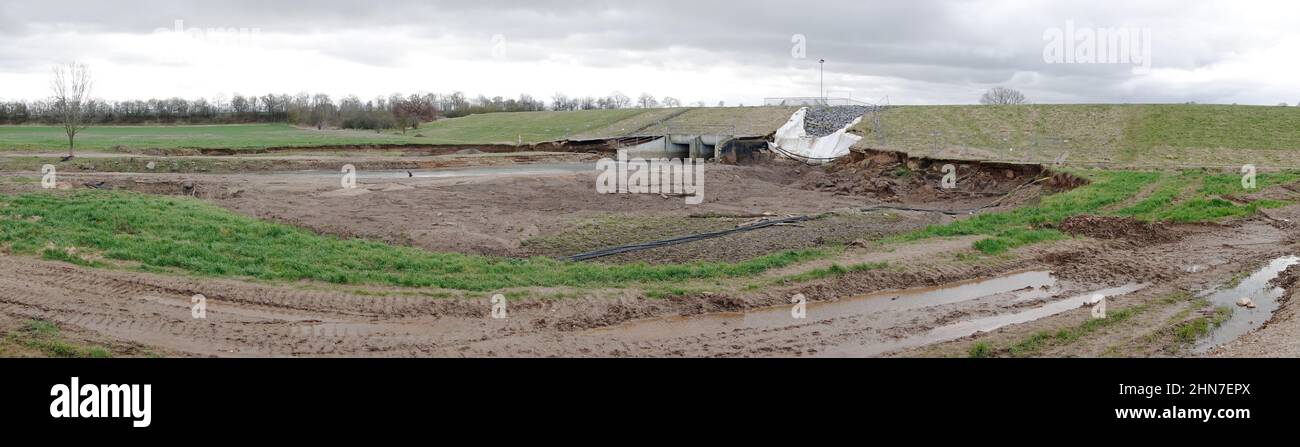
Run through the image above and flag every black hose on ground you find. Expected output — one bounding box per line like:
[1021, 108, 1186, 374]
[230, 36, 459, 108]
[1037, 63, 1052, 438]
[563, 214, 826, 262]
[562, 176, 1046, 262]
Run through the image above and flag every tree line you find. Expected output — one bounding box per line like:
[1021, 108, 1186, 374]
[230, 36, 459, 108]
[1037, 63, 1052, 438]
[0, 90, 692, 131]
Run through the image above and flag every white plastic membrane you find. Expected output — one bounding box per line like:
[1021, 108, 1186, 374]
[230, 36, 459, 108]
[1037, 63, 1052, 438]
[768, 107, 863, 164]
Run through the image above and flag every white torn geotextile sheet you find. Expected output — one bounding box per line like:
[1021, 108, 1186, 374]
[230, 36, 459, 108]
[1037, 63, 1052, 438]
[768, 107, 863, 164]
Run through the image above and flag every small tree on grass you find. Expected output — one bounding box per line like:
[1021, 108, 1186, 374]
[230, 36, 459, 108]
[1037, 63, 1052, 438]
[50, 62, 93, 159]
[393, 104, 417, 134]
[979, 87, 1026, 105]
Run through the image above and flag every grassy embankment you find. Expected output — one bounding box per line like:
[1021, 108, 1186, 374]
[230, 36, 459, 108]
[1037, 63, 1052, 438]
[860, 104, 1300, 167]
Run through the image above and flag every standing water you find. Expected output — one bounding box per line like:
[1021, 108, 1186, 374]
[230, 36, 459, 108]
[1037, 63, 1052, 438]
[266, 163, 594, 179]
[588, 270, 1145, 357]
[589, 271, 1060, 340]
[1194, 256, 1300, 353]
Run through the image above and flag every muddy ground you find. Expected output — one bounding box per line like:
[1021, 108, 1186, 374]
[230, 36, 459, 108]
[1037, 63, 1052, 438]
[2, 208, 1297, 357]
[3, 148, 1300, 357]
[3, 149, 1055, 261]
[898, 210, 1300, 358]
[3, 156, 947, 260]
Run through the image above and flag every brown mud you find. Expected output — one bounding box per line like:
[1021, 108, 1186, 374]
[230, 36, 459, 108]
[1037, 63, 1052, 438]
[1058, 215, 1180, 245]
[795, 149, 1085, 213]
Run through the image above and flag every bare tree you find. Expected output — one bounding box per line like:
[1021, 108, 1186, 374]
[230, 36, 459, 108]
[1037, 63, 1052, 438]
[979, 87, 1026, 105]
[50, 62, 93, 158]
[309, 94, 334, 130]
[637, 93, 658, 108]
[551, 93, 571, 111]
[610, 91, 631, 109]
[661, 96, 681, 108]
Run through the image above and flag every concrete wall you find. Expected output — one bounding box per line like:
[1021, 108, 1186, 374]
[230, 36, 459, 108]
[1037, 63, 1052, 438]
[622, 134, 731, 159]
[622, 137, 688, 159]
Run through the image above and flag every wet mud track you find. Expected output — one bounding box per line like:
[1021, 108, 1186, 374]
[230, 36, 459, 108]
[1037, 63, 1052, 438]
[2, 209, 1296, 357]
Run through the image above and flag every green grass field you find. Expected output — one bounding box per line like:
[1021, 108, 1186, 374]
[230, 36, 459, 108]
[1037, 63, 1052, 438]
[858, 104, 1300, 167]
[0, 109, 656, 152]
[0, 107, 803, 152]
[0, 124, 425, 152]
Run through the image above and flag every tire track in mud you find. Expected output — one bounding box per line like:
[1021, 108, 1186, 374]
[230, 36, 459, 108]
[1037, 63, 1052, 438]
[426, 259, 1059, 357]
[0, 257, 473, 318]
[4, 212, 1290, 357]
[0, 256, 522, 357]
[0, 244, 1037, 357]
[431, 218, 1300, 358]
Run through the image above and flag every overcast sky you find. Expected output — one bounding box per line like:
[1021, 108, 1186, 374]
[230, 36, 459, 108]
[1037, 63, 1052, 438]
[1, 0, 1298, 105]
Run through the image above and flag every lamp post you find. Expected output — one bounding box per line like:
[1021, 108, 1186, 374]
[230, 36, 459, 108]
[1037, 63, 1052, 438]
[819, 59, 825, 104]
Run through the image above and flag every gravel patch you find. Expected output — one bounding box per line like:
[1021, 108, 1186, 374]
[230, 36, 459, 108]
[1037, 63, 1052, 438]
[804, 106, 870, 138]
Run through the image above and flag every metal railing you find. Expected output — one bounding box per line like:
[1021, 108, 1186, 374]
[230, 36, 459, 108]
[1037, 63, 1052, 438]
[763, 97, 875, 107]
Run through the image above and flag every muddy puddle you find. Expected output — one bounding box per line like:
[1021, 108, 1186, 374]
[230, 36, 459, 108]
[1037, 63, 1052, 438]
[269, 163, 593, 180]
[591, 270, 1145, 357]
[1194, 256, 1300, 353]
[816, 283, 1146, 357]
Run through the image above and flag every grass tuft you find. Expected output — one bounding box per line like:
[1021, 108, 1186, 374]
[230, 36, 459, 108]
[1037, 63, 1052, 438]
[968, 342, 993, 358]
[5, 320, 111, 358]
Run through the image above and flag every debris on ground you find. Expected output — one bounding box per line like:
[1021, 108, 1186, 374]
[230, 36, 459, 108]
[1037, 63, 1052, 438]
[798, 149, 1048, 208]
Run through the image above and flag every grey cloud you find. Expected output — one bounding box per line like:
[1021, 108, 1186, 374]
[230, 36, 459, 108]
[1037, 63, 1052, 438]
[0, 0, 1289, 104]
